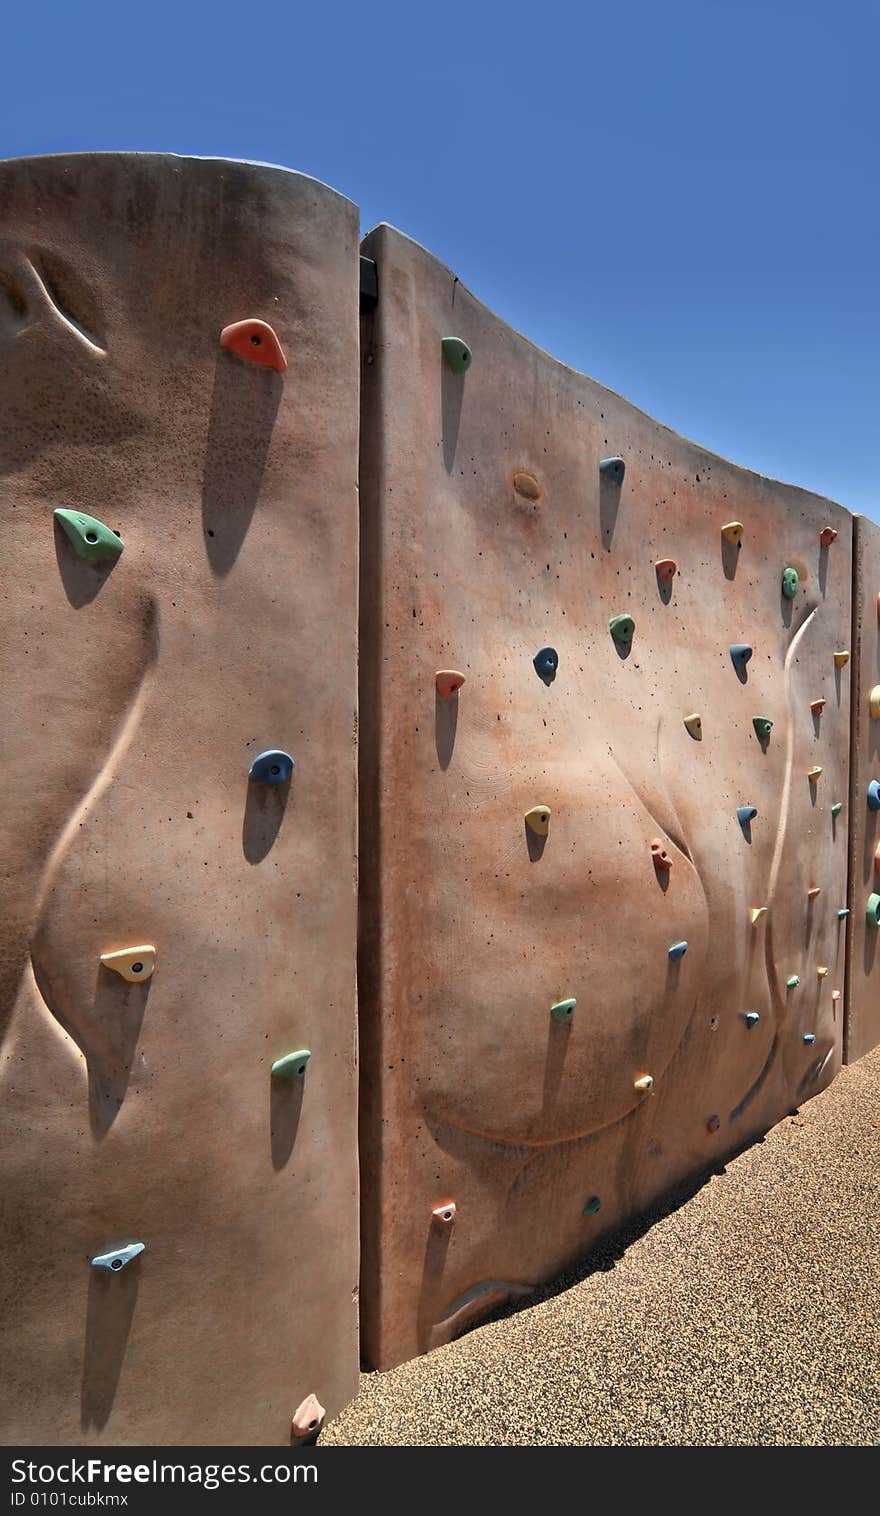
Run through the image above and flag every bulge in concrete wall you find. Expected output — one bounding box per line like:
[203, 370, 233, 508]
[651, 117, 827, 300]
[845, 514, 880, 1062]
[0, 154, 360, 1443]
[358, 223, 852, 1371]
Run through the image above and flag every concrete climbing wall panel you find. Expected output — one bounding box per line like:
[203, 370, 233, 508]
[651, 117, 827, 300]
[844, 513, 880, 1062]
[358, 224, 853, 1370]
[0, 155, 360, 1442]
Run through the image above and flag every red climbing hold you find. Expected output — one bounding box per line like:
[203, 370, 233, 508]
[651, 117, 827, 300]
[819, 526, 838, 547]
[655, 558, 677, 581]
[436, 670, 466, 699]
[650, 839, 672, 871]
[220, 318, 287, 373]
[810, 698, 826, 716]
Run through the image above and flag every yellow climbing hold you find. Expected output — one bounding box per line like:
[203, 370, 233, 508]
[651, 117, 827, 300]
[100, 946, 156, 982]
[750, 907, 767, 925]
[833, 651, 850, 668]
[808, 766, 823, 780]
[524, 806, 551, 836]
[683, 713, 703, 740]
[817, 966, 829, 978]
[721, 522, 744, 544]
[869, 686, 880, 719]
[633, 1075, 654, 1094]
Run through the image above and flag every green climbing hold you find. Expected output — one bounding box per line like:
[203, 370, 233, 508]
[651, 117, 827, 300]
[54, 508, 124, 563]
[583, 1196, 601, 1216]
[551, 998, 576, 1023]
[786, 975, 800, 989]
[609, 614, 635, 645]
[442, 337, 472, 374]
[753, 717, 773, 741]
[782, 566, 799, 598]
[831, 802, 843, 819]
[271, 1049, 311, 1078]
[867, 894, 880, 929]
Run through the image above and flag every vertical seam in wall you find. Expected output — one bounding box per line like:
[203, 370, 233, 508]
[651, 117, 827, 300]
[843, 514, 861, 1062]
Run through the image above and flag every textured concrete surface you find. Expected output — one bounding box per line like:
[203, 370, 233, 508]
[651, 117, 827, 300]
[845, 514, 880, 1061]
[359, 222, 853, 1369]
[327, 1046, 880, 1446]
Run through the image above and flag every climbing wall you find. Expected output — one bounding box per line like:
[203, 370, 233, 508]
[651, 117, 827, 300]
[358, 224, 853, 1370]
[845, 513, 880, 1061]
[0, 155, 361, 1442]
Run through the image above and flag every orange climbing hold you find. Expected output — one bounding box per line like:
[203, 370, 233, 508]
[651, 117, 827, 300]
[650, 839, 672, 871]
[810, 698, 826, 716]
[655, 558, 677, 581]
[819, 526, 838, 547]
[807, 887, 822, 900]
[436, 670, 466, 699]
[220, 318, 287, 373]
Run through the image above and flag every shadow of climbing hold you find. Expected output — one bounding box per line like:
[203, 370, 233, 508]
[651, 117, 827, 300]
[743, 1012, 760, 1028]
[668, 941, 688, 961]
[271, 1050, 310, 1078]
[810, 698, 826, 716]
[54, 508, 124, 563]
[533, 647, 558, 684]
[655, 558, 677, 582]
[599, 456, 625, 484]
[803, 1033, 816, 1045]
[220, 318, 287, 373]
[291, 1393, 326, 1447]
[525, 806, 551, 836]
[706, 1115, 721, 1133]
[90, 1243, 144, 1272]
[650, 839, 673, 872]
[582, 1196, 601, 1216]
[782, 566, 799, 598]
[609, 613, 635, 646]
[551, 998, 576, 1023]
[832, 802, 843, 819]
[867, 893, 880, 928]
[868, 780, 880, 811]
[837, 908, 849, 919]
[634, 1075, 654, 1093]
[816, 965, 828, 977]
[807, 887, 822, 900]
[100, 946, 156, 983]
[442, 337, 472, 374]
[436, 670, 466, 699]
[737, 805, 758, 827]
[730, 643, 753, 679]
[751, 907, 767, 925]
[786, 975, 800, 989]
[753, 717, 773, 741]
[432, 1202, 457, 1224]
[808, 766, 823, 781]
[834, 650, 850, 668]
[819, 527, 838, 547]
[248, 750, 294, 785]
[684, 713, 703, 740]
[869, 687, 880, 719]
[721, 522, 744, 545]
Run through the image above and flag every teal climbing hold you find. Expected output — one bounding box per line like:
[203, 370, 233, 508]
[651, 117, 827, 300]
[837, 908, 849, 919]
[442, 337, 472, 374]
[609, 614, 635, 645]
[786, 975, 800, 989]
[90, 1242, 144, 1272]
[831, 802, 843, 819]
[271, 1050, 311, 1077]
[54, 508, 124, 563]
[737, 805, 758, 827]
[668, 941, 688, 961]
[730, 643, 753, 674]
[868, 780, 880, 811]
[867, 894, 880, 929]
[551, 998, 576, 1023]
[582, 1196, 601, 1216]
[752, 718, 773, 741]
[599, 456, 625, 484]
[782, 566, 799, 598]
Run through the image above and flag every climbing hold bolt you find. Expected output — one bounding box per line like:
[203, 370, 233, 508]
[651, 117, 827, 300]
[634, 1075, 654, 1093]
[684, 713, 703, 740]
[816, 966, 828, 977]
[525, 806, 551, 836]
[599, 456, 625, 484]
[808, 766, 823, 781]
[271, 1050, 311, 1078]
[753, 717, 773, 741]
[867, 893, 880, 929]
[737, 805, 758, 827]
[721, 522, 744, 545]
[533, 647, 558, 682]
[782, 566, 799, 598]
[869, 687, 880, 719]
[810, 698, 826, 716]
[668, 941, 688, 961]
[786, 975, 800, 989]
[751, 907, 768, 925]
[551, 998, 576, 1023]
[609, 613, 635, 645]
[248, 749, 294, 785]
[90, 1242, 145, 1272]
[868, 780, 880, 811]
[431, 1202, 457, 1224]
[837, 908, 849, 919]
[743, 1012, 760, 1028]
[650, 840, 672, 871]
[807, 887, 822, 900]
[220, 319, 287, 373]
[803, 1033, 816, 1045]
[291, 1394, 326, 1446]
[655, 558, 677, 581]
[436, 670, 466, 699]
[441, 337, 472, 374]
[54, 508, 124, 563]
[831, 802, 843, 818]
[819, 527, 838, 547]
[833, 651, 850, 668]
[730, 643, 753, 673]
[582, 1196, 602, 1216]
[706, 1115, 721, 1133]
[100, 946, 156, 983]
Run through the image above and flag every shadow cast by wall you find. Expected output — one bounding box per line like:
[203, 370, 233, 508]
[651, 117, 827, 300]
[202, 354, 282, 575]
[80, 1264, 140, 1432]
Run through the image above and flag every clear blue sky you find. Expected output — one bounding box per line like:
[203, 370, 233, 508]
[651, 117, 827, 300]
[3, 1, 877, 518]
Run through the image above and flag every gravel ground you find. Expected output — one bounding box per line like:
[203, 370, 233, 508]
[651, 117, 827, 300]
[325, 1048, 880, 1446]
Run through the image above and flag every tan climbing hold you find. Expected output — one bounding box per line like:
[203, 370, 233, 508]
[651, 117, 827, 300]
[819, 526, 838, 547]
[832, 989, 841, 1003]
[683, 713, 703, 740]
[100, 946, 156, 982]
[807, 887, 821, 900]
[633, 1075, 654, 1094]
[291, 1393, 326, 1446]
[750, 907, 767, 925]
[436, 670, 465, 699]
[817, 965, 829, 978]
[220, 318, 287, 373]
[432, 1201, 456, 1224]
[810, 698, 826, 716]
[874, 841, 880, 873]
[869, 686, 880, 719]
[525, 806, 551, 836]
[808, 766, 823, 780]
[833, 651, 850, 668]
[512, 471, 542, 501]
[721, 521, 744, 544]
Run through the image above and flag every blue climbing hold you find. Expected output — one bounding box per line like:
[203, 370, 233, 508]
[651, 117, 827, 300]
[803, 1033, 816, 1045]
[730, 643, 753, 673]
[90, 1242, 145, 1272]
[248, 750, 294, 785]
[533, 647, 558, 683]
[837, 908, 850, 919]
[668, 941, 688, 961]
[737, 805, 758, 827]
[868, 780, 880, 811]
[743, 1011, 760, 1028]
[599, 456, 625, 484]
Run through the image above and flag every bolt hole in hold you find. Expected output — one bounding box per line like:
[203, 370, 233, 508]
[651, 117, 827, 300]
[130, 962, 144, 975]
[251, 334, 261, 345]
[111, 1259, 123, 1270]
[309, 1421, 317, 1431]
[85, 532, 98, 543]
